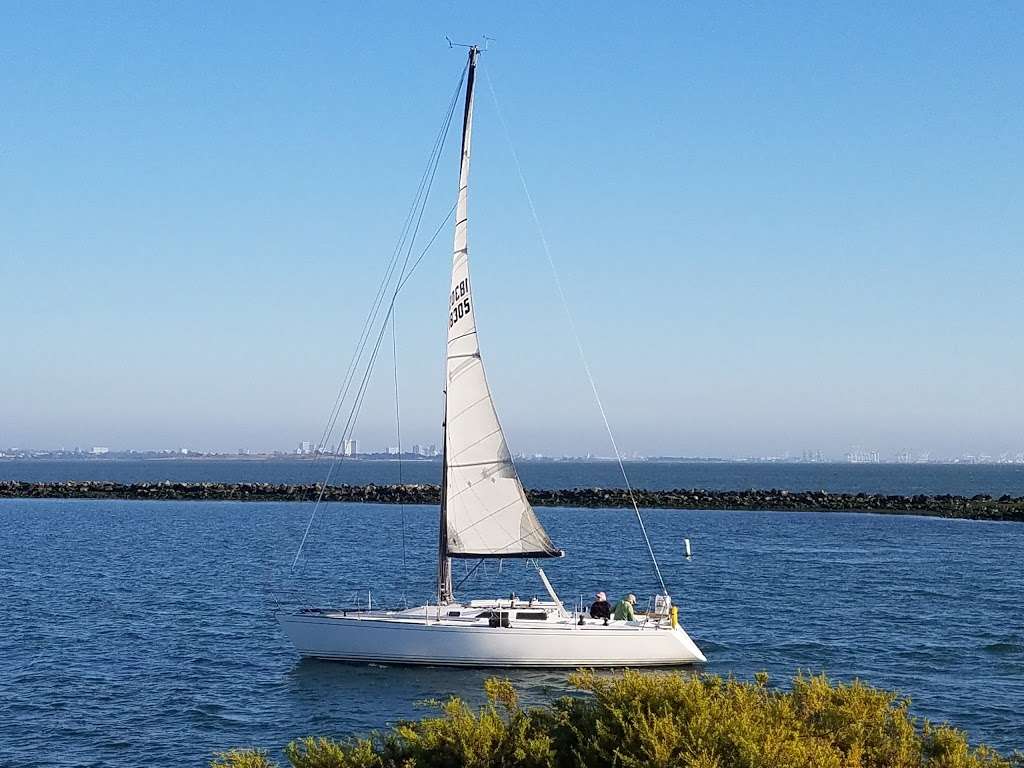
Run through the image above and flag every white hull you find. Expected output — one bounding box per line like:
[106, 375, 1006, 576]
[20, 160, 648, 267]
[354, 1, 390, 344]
[278, 603, 706, 667]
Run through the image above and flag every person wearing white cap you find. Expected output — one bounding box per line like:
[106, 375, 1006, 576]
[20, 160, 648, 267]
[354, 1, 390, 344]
[588, 591, 612, 620]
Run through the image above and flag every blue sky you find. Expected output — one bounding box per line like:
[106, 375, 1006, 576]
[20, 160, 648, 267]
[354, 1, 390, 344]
[1, 2, 1021, 458]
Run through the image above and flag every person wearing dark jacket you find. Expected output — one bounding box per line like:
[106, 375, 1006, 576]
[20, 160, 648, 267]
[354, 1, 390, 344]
[589, 591, 612, 620]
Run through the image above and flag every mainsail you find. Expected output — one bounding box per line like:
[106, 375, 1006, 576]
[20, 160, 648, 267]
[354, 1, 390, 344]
[439, 47, 560, 589]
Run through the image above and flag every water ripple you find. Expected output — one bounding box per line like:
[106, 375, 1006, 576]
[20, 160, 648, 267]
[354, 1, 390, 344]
[0, 498, 1021, 766]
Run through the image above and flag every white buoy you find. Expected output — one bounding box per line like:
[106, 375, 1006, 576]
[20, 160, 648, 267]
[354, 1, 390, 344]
[684, 538, 692, 560]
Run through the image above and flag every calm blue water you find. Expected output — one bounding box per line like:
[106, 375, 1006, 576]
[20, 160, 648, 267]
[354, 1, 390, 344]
[3, 458, 1024, 495]
[1, 496, 1021, 767]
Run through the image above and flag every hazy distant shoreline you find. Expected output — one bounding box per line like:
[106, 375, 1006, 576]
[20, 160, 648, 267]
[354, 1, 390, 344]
[2, 454, 1022, 465]
[2, 481, 1021, 522]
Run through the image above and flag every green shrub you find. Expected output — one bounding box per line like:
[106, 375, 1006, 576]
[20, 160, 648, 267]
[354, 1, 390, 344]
[211, 749, 277, 768]
[212, 672, 1018, 768]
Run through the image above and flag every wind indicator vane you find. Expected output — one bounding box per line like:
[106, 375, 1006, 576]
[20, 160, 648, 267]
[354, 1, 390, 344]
[445, 35, 493, 51]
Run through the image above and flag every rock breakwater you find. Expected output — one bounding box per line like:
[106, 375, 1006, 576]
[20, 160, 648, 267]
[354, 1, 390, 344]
[1, 481, 1022, 522]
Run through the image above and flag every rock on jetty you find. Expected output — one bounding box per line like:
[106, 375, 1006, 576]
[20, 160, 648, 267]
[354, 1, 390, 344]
[1, 481, 1022, 522]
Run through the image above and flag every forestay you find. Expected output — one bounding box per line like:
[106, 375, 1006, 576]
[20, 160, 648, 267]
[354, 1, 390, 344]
[442, 50, 560, 560]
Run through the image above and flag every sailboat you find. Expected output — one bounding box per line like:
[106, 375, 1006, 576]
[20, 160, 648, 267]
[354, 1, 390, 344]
[277, 46, 706, 667]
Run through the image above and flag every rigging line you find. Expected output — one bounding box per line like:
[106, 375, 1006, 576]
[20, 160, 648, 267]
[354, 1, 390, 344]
[323, 62, 466, 447]
[395, 202, 456, 294]
[287, 62, 469, 557]
[291, 166, 450, 571]
[290, 65, 466, 571]
[482, 62, 670, 598]
[315, 61, 465, 458]
[308, 63, 469, 470]
[330, 71, 464, 502]
[291, 201, 441, 572]
[308, 258, 413, 512]
[316, 74, 458, 448]
[324, 165, 453, 494]
[454, 559, 484, 591]
[391, 308, 408, 594]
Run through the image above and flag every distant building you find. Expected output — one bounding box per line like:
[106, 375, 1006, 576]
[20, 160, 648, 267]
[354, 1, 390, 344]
[299, 441, 315, 455]
[90, 447, 109, 455]
[845, 446, 880, 464]
[343, 439, 358, 456]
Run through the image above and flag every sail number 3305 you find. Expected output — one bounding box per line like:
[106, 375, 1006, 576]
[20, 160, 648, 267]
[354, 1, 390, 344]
[449, 278, 471, 328]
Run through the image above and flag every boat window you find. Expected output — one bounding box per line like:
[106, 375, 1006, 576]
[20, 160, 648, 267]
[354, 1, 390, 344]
[447, 611, 461, 617]
[475, 610, 519, 619]
[514, 612, 548, 621]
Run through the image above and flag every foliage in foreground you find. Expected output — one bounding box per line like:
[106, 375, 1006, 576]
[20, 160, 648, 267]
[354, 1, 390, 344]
[212, 671, 1020, 768]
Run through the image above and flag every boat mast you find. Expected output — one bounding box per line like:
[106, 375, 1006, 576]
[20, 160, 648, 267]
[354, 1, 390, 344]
[437, 405, 452, 604]
[438, 44, 479, 605]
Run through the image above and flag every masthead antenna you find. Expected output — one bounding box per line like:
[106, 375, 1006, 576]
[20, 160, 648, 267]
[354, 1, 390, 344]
[445, 35, 492, 51]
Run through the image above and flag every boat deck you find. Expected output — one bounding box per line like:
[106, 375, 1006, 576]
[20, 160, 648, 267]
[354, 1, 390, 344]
[297, 601, 674, 632]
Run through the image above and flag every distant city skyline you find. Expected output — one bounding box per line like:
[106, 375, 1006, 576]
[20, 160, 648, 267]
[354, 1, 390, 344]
[4, 441, 1024, 466]
[2, 5, 1021, 460]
